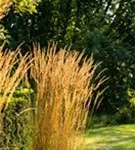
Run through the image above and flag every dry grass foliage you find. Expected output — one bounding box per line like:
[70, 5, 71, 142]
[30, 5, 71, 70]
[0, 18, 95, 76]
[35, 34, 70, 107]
[0, 0, 13, 20]
[0, 44, 32, 113]
[31, 43, 107, 150]
[0, 43, 31, 141]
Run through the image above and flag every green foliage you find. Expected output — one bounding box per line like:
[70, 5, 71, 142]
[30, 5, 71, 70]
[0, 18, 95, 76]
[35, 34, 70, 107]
[0, 0, 41, 44]
[1, 0, 135, 117]
[87, 114, 116, 129]
[114, 107, 133, 124]
[0, 24, 10, 44]
[127, 88, 135, 110]
[14, 0, 41, 15]
[0, 87, 34, 149]
[113, 89, 135, 124]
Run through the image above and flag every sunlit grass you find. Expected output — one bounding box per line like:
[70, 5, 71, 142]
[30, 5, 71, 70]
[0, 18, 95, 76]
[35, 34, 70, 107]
[31, 43, 107, 150]
[80, 124, 135, 150]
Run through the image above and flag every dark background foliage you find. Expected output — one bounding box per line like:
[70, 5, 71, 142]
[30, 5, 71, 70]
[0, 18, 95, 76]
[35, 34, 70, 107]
[1, 0, 135, 120]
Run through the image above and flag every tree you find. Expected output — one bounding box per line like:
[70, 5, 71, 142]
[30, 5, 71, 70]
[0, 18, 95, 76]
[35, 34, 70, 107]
[0, 0, 41, 44]
[1, 0, 135, 115]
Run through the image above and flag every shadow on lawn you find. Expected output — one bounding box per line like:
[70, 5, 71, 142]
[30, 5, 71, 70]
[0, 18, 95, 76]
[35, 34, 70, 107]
[83, 124, 135, 150]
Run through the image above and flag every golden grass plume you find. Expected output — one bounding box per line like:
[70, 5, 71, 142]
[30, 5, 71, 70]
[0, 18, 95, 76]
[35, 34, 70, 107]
[0, 43, 32, 112]
[0, 0, 13, 20]
[31, 43, 107, 150]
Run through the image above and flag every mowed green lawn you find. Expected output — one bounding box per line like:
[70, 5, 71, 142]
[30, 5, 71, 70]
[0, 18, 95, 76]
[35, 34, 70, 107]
[79, 124, 135, 150]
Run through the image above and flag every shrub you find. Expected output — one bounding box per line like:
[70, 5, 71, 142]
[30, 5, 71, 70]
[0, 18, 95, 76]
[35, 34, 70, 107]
[87, 114, 116, 129]
[0, 97, 33, 149]
[112, 88, 135, 124]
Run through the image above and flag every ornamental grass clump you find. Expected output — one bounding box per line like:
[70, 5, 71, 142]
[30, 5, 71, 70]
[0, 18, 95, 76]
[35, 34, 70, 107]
[0, 44, 31, 113]
[31, 43, 107, 150]
[0, 44, 32, 148]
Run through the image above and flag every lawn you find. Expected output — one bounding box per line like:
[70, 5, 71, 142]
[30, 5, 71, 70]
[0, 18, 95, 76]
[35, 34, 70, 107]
[79, 124, 135, 150]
